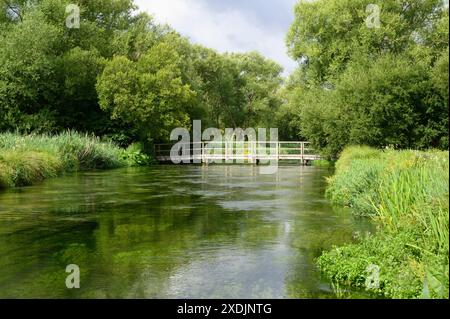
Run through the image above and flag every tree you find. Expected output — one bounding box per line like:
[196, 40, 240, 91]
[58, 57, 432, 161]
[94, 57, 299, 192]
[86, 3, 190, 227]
[96, 40, 195, 143]
[0, 0, 149, 139]
[54, 47, 108, 132]
[286, 0, 444, 83]
[229, 52, 283, 128]
[285, 0, 449, 157]
[0, 9, 61, 132]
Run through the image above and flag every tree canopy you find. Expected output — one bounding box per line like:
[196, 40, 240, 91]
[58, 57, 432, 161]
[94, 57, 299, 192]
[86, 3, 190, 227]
[0, 0, 448, 156]
[285, 0, 449, 157]
[0, 0, 284, 146]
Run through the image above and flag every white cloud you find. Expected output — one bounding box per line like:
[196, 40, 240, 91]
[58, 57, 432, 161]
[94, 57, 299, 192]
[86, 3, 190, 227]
[134, 0, 297, 76]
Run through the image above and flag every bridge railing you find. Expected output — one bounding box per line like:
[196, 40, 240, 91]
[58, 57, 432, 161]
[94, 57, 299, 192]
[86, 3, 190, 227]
[155, 141, 320, 163]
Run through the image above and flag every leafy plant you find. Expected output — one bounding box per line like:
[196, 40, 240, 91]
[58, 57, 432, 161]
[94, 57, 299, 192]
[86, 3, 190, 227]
[319, 147, 449, 299]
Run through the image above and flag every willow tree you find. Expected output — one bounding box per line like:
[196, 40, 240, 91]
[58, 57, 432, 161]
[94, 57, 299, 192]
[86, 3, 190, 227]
[96, 38, 196, 143]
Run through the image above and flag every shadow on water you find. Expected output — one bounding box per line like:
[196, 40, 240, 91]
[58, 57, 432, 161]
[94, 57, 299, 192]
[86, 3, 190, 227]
[0, 165, 375, 298]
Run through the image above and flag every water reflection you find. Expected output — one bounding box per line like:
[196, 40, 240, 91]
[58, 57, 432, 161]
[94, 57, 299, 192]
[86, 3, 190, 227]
[0, 165, 373, 298]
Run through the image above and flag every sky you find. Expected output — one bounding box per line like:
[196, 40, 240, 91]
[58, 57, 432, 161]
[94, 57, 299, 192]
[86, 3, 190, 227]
[134, 0, 299, 76]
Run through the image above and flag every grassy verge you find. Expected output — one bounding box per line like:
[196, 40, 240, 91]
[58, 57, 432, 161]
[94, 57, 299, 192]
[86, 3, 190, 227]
[318, 146, 449, 299]
[0, 132, 151, 188]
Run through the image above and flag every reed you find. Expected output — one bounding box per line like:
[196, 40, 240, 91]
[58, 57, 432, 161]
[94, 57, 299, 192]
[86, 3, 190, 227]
[319, 146, 449, 298]
[0, 131, 147, 188]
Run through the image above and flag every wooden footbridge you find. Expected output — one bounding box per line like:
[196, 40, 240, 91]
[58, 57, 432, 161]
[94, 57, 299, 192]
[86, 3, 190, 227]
[155, 141, 323, 165]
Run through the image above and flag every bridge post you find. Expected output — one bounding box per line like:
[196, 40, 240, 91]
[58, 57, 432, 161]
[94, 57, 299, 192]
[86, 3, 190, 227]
[201, 142, 205, 164]
[301, 142, 305, 165]
[225, 141, 228, 162]
[250, 141, 253, 164]
[254, 141, 258, 164]
[277, 142, 280, 162]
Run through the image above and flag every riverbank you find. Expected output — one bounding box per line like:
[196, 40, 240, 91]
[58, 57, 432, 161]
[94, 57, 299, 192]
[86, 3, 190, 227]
[318, 146, 449, 299]
[0, 132, 149, 188]
[311, 159, 335, 167]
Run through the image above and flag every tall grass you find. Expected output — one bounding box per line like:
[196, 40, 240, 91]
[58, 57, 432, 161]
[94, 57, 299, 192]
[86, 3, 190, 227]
[0, 131, 145, 188]
[319, 146, 449, 298]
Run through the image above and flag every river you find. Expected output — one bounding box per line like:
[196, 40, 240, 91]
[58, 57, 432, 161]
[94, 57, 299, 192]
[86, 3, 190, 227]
[0, 165, 373, 298]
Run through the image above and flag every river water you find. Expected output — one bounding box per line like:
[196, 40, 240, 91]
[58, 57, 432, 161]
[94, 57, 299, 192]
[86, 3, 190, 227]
[0, 165, 373, 298]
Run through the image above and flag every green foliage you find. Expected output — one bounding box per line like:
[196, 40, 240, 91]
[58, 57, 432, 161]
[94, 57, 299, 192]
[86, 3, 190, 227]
[0, 150, 61, 186]
[54, 47, 107, 131]
[0, 161, 14, 187]
[326, 146, 385, 214]
[287, 0, 444, 81]
[97, 39, 195, 143]
[122, 143, 152, 166]
[1, 0, 448, 152]
[311, 159, 334, 167]
[227, 52, 283, 128]
[191, 47, 245, 128]
[0, 131, 148, 188]
[318, 230, 425, 298]
[285, 0, 449, 157]
[0, 8, 61, 133]
[0, 0, 285, 147]
[319, 146, 449, 298]
[0, 0, 138, 137]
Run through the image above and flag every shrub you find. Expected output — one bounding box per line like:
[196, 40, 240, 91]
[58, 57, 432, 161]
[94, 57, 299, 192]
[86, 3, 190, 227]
[122, 143, 152, 166]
